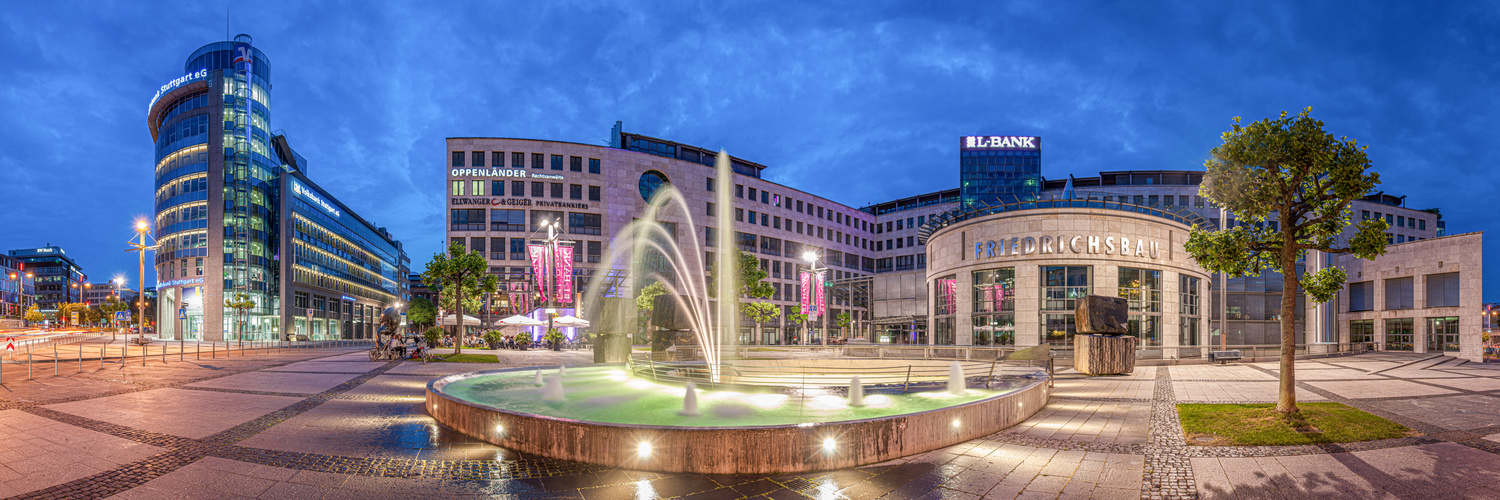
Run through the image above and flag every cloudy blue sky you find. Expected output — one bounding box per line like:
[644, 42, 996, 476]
[1, 1, 1496, 301]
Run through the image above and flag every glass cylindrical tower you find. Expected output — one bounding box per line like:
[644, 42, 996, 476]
[148, 35, 280, 341]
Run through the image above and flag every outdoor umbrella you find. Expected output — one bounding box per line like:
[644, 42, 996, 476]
[551, 315, 591, 327]
[498, 315, 545, 326]
[439, 314, 483, 326]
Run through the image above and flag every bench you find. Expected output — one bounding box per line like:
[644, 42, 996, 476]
[1209, 350, 1242, 364]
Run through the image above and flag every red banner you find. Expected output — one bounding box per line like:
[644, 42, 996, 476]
[799, 271, 811, 314]
[528, 245, 548, 301]
[814, 271, 826, 316]
[554, 245, 574, 304]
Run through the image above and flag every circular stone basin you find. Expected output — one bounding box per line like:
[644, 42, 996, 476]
[427, 362, 1050, 474]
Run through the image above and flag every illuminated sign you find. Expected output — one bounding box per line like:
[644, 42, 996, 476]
[292, 181, 341, 217]
[450, 198, 590, 209]
[974, 234, 1160, 259]
[148, 69, 210, 111]
[340, 295, 356, 302]
[961, 136, 1040, 150]
[158, 277, 206, 287]
[449, 168, 566, 181]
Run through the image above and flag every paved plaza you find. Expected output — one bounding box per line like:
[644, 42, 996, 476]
[3, 344, 1500, 499]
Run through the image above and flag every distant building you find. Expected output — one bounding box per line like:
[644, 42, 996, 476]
[7, 246, 86, 319]
[0, 254, 36, 326]
[84, 283, 137, 308]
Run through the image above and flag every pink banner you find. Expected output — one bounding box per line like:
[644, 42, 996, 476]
[528, 245, 548, 302]
[814, 271, 826, 315]
[554, 245, 574, 304]
[799, 271, 811, 314]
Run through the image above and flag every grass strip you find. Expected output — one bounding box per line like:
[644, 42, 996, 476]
[438, 353, 500, 363]
[1178, 402, 1413, 446]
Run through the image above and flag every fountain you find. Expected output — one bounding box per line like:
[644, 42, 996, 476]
[426, 152, 1051, 474]
[559, 365, 566, 376]
[681, 381, 700, 416]
[541, 376, 565, 402]
[848, 376, 865, 407]
[948, 361, 966, 394]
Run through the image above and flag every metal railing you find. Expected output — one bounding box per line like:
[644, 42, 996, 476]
[0, 336, 374, 384]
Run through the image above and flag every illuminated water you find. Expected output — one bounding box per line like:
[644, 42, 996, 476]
[442, 365, 1039, 428]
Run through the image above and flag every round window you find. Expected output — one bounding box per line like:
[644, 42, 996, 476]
[639, 170, 670, 202]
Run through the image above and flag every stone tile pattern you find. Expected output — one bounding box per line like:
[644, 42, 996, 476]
[1142, 366, 1197, 499]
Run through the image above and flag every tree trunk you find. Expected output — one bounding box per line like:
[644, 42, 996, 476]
[1278, 255, 1299, 414]
[454, 282, 464, 356]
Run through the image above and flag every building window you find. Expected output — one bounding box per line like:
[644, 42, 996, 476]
[589, 158, 600, 174]
[735, 232, 757, 253]
[568, 213, 602, 235]
[510, 238, 526, 260]
[1119, 267, 1162, 346]
[1041, 266, 1090, 344]
[1426, 317, 1459, 352]
[587, 241, 602, 263]
[707, 202, 715, 216]
[489, 237, 506, 260]
[513, 152, 525, 169]
[470, 237, 485, 254]
[569, 184, 582, 200]
[588, 186, 601, 201]
[706, 177, 715, 191]
[735, 208, 744, 222]
[294, 291, 309, 309]
[1384, 318, 1413, 351]
[639, 170, 669, 202]
[491, 180, 506, 196]
[451, 180, 464, 196]
[530, 181, 543, 197]
[472, 180, 485, 196]
[748, 187, 757, 200]
[450, 209, 485, 231]
[493, 151, 505, 167]
[1384, 277, 1413, 310]
[531, 153, 544, 169]
[1425, 272, 1460, 307]
[550, 183, 563, 199]
[490, 209, 525, 231]
[531, 210, 563, 232]
[1349, 319, 1374, 343]
[452, 151, 464, 167]
[1418, 219, 1426, 231]
[735, 185, 744, 198]
[472, 151, 485, 167]
[550, 154, 563, 170]
[973, 268, 1015, 346]
[570, 156, 582, 172]
[1180, 275, 1200, 347]
[933, 275, 957, 345]
[1348, 281, 1374, 311]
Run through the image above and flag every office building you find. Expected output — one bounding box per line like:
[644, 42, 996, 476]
[7, 246, 86, 321]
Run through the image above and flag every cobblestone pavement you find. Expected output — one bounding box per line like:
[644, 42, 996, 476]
[5, 349, 1500, 498]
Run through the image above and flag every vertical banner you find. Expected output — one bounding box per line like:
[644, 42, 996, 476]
[527, 245, 548, 301]
[799, 271, 811, 314]
[554, 245, 574, 304]
[813, 271, 826, 316]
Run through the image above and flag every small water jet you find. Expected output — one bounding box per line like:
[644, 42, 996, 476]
[559, 365, 567, 376]
[681, 381, 700, 416]
[948, 361, 965, 394]
[542, 376, 565, 402]
[848, 376, 865, 407]
[534, 369, 543, 386]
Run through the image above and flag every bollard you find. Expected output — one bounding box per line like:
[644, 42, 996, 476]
[54, 344, 59, 376]
[28, 354, 33, 380]
[162, 343, 166, 364]
[77, 345, 82, 373]
[197, 341, 201, 360]
[142, 344, 146, 367]
[100, 347, 105, 370]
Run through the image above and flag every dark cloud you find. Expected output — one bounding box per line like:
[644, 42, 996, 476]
[0, 1, 1495, 300]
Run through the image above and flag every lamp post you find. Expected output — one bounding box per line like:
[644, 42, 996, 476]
[126, 220, 156, 343]
[803, 251, 828, 346]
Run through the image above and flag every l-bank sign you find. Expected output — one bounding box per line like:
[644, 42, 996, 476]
[961, 136, 1040, 151]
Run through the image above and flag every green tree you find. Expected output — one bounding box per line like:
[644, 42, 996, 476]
[787, 306, 810, 344]
[24, 304, 44, 326]
[837, 312, 852, 339]
[224, 293, 256, 346]
[741, 301, 780, 345]
[1186, 108, 1387, 415]
[421, 241, 498, 355]
[736, 250, 775, 299]
[407, 297, 437, 331]
[635, 281, 667, 340]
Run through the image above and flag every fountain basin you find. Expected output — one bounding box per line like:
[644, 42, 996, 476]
[425, 361, 1049, 474]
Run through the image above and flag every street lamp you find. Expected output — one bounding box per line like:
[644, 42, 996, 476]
[126, 219, 156, 343]
[803, 251, 829, 346]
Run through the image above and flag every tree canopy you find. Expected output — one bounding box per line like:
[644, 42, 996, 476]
[406, 297, 436, 329]
[1186, 108, 1387, 414]
[421, 240, 498, 355]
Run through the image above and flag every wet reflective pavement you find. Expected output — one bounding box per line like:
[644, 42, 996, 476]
[4, 347, 1500, 498]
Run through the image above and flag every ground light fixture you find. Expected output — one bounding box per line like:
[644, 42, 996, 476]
[637, 441, 652, 458]
[952, 419, 961, 429]
[822, 437, 836, 453]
